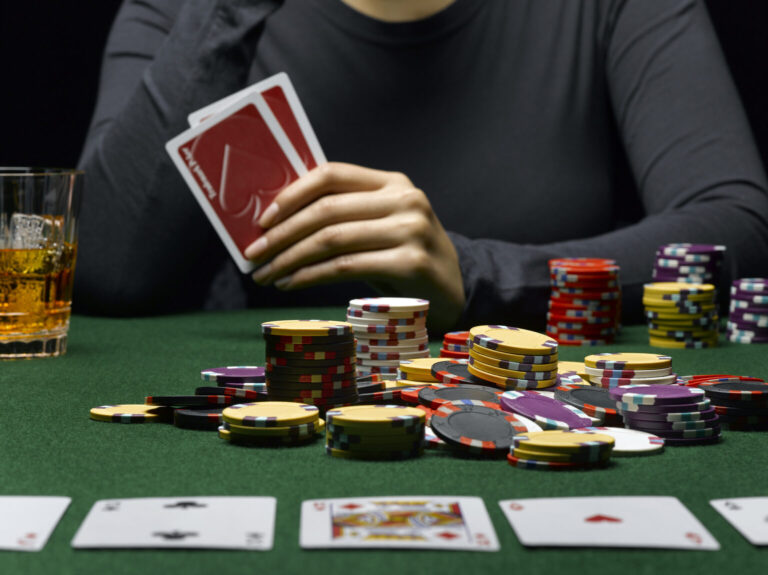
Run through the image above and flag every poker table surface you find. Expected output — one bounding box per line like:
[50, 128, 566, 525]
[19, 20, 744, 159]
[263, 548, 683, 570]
[2, 308, 767, 574]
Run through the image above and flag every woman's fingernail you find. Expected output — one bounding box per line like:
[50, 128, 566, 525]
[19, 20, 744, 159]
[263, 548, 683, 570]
[245, 236, 268, 260]
[274, 274, 293, 289]
[259, 203, 279, 228]
[251, 263, 272, 283]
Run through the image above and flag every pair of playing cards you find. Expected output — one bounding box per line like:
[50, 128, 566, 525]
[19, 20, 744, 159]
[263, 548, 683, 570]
[165, 73, 326, 273]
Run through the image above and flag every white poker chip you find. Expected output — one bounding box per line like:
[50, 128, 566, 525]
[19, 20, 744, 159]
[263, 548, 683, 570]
[572, 426, 665, 456]
[349, 297, 430, 313]
[514, 414, 544, 433]
[583, 366, 674, 378]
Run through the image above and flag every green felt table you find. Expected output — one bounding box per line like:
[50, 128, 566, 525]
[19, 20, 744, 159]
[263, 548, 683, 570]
[2, 308, 767, 574]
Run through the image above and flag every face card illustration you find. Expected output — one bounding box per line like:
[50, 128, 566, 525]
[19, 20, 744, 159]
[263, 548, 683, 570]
[71, 496, 276, 550]
[188, 72, 326, 171]
[711, 497, 768, 546]
[499, 496, 719, 550]
[0, 496, 71, 552]
[166, 92, 306, 273]
[300, 496, 499, 551]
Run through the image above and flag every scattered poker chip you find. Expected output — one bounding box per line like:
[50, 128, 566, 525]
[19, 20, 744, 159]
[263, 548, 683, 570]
[430, 359, 488, 386]
[423, 425, 451, 450]
[325, 404, 424, 428]
[145, 394, 241, 407]
[90, 404, 172, 424]
[609, 384, 705, 406]
[261, 320, 353, 337]
[584, 352, 672, 370]
[223, 402, 319, 428]
[571, 427, 665, 456]
[173, 407, 224, 431]
[699, 381, 768, 402]
[223, 419, 323, 438]
[218, 425, 319, 447]
[200, 366, 265, 384]
[194, 386, 267, 400]
[511, 429, 614, 455]
[500, 391, 592, 430]
[469, 325, 558, 356]
[417, 383, 502, 409]
[430, 401, 527, 457]
[553, 385, 619, 422]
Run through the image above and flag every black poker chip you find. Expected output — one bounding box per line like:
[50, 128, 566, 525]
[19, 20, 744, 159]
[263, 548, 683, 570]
[194, 386, 267, 400]
[418, 383, 502, 409]
[145, 395, 241, 407]
[553, 385, 618, 420]
[174, 407, 224, 431]
[700, 381, 768, 403]
[430, 360, 486, 386]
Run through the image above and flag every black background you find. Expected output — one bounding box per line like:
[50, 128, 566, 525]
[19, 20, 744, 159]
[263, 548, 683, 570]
[1, 1, 767, 170]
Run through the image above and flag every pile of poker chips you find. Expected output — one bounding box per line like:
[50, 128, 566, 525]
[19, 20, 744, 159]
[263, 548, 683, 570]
[440, 331, 470, 359]
[466, 325, 559, 390]
[220, 402, 324, 446]
[430, 400, 528, 458]
[325, 405, 425, 460]
[653, 243, 725, 285]
[642, 283, 719, 349]
[583, 352, 676, 388]
[547, 258, 622, 346]
[610, 384, 721, 446]
[262, 320, 358, 409]
[686, 377, 768, 430]
[507, 430, 614, 470]
[347, 297, 430, 377]
[500, 390, 593, 430]
[727, 278, 768, 344]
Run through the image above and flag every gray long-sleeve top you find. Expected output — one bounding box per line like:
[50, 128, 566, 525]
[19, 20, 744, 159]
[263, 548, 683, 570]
[75, 0, 768, 329]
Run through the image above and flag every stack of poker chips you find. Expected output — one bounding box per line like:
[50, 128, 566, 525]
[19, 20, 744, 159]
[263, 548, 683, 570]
[325, 405, 425, 460]
[397, 357, 442, 385]
[466, 325, 559, 390]
[262, 320, 358, 409]
[547, 258, 621, 346]
[219, 402, 325, 446]
[653, 243, 725, 285]
[439, 331, 470, 359]
[611, 384, 721, 446]
[692, 378, 768, 430]
[430, 399, 528, 458]
[507, 430, 614, 470]
[200, 366, 266, 391]
[583, 352, 676, 388]
[347, 297, 430, 378]
[727, 278, 768, 344]
[642, 283, 719, 348]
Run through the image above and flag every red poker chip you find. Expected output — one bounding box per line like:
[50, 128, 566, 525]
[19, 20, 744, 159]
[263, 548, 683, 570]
[443, 331, 471, 345]
[439, 348, 470, 359]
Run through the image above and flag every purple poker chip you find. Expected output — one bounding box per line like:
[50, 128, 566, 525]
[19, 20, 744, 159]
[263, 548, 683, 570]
[200, 366, 266, 384]
[729, 301, 768, 314]
[617, 399, 712, 414]
[663, 434, 722, 446]
[619, 406, 718, 422]
[634, 425, 721, 440]
[500, 391, 592, 429]
[623, 413, 720, 432]
[659, 244, 726, 256]
[610, 384, 705, 406]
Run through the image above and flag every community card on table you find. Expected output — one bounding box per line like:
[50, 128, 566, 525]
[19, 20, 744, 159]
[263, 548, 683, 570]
[711, 497, 768, 545]
[188, 72, 327, 171]
[166, 89, 307, 274]
[300, 496, 499, 551]
[0, 496, 71, 551]
[499, 496, 719, 550]
[71, 496, 276, 550]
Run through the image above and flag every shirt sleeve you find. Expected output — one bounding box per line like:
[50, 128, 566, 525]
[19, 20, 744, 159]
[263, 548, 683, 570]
[75, 0, 281, 315]
[450, 0, 768, 329]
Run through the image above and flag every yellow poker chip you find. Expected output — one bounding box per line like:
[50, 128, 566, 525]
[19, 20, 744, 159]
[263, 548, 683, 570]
[648, 328, 714, 339]
[649, 336, 719, 349]
[512, 430, 615, 454]
[218, 425, 318, 445]
[642, 296, 716, 307]
[394, 379, 433, 387]
[325, 405, 425, 428]
[643, 282, 716, 296]
[512, 447, 612, 463]
[584, 352, 672, 370]
[261, 320, 353, 337]
[223, 418, 325, 437]
[90, 404, 172, 423]
[470, 325, 558, 356]
[398, 357, 444, 377]
[468, 356, 557, 380]
[557, 361, 589, 379]
[468, 342, 558, 364]
[468, 347, 557, 372]
[466, 362, 557, 389]
[222, 401, 320, 427]
[325, 446, 424, 460]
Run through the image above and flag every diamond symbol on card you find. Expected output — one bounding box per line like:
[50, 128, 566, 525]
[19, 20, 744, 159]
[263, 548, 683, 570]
[341, 503, 363, 510]
[584, 514, 622, 523]
[686, 532, 703, 544]
[437, 531, 460, 540]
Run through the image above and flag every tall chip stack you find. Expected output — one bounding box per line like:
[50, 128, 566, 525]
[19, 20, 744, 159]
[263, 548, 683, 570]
[546, 258, 621, 346]
[642, 283, 719, 348]
[611, 384, 721, 446]
[466, 325, 559, 391]
[694, 379, 768, 430]
[347, 297, 430, 378]
[439, 331, 470, 359]
[652, 243, 726, 285]
[583, 352, 677, 388]
[261, 320, 358, 409]
[727, 278, 768, 344]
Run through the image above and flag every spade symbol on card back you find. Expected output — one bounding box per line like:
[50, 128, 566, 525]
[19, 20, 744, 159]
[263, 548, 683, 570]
[164, 501, 207, 510]
[153, 531, 198, 540]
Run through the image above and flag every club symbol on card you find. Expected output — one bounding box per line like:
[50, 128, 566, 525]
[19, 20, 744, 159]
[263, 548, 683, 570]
[103, 501, 121, 512]
[725, 501, 742, 511]
[685, 532, 703, 545]
[152, 531, 199, 541]
[164, 501, 207, 510]
[245, 532, 264, 546]
[584, 514, 622, 523]
[16, 533, 37, 547]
